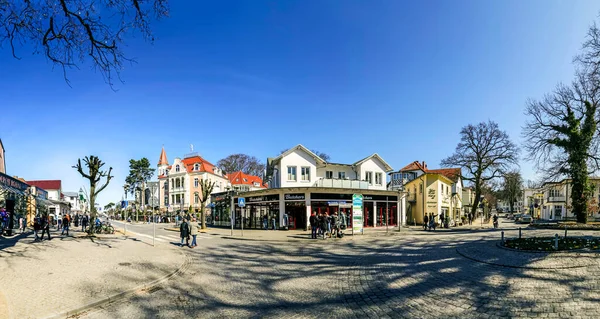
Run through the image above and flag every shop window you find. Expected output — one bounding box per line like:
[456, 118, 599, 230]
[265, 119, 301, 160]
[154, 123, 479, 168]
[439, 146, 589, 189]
[301, 167, 310, 181]
[287, 166, 297, 181]
[375, 172, 382, 185]
[326, 171, 333, 179]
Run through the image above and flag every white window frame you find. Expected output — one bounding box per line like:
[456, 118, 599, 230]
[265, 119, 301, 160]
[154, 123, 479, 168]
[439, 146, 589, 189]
[301, 167, 311, 182]
[194, 178, 199, 188]
[365, 171, 373, 185]
[375, 172, 383, 185]
[194, 163, 199, 171]
[287, 166, 297, 181]
[325, 171, 333, 179]
[175, 165, 180, 172]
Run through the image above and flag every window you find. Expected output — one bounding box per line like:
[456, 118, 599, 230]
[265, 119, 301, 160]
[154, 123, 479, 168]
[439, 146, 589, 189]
[549, 189, 562, 197]
[301, 167, 311, 181]
[375, 172, 382, 185]
[254, 182, 260, 187]
[365, 171, 373, 185]
[194, 178, 199, 188]
[175, 178, 180, 188]
[326, 171, 333, 179]
[194, 164, 199, 171]
[419, 183, 423, 194]
[287, 166, 297, 181]
[554, 205, 563, 219]
[194, 193, 199, 204]
[175, 165, 180, 172]
[338, 172, 346, 179]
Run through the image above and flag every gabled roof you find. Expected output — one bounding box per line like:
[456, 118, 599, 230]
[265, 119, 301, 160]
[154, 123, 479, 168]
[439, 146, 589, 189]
[158, 147, 168, 165]
[353, 153, 394, 172]
[181, 156, 217, 174]
[63, 191, 78, 197]
[427, 168, 461, 183]
[399, 161, 427, 172]
[274, 144, 326, 164]
[227, 171, 267, 188]
[0, 138, 4, 151]
[404, 173, 454, 187]
[26, 180, 62, 191]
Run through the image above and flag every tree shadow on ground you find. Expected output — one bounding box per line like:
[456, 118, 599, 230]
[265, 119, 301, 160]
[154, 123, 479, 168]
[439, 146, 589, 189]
[77, 232, 600, 319]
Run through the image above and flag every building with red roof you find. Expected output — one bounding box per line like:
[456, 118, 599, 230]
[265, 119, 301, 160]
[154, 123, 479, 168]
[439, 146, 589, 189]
[227, 171, 267, 192]
[157, 147, 230, 214]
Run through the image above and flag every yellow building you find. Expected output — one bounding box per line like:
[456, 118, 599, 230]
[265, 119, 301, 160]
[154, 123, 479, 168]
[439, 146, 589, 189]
[405, 173, 455, 225]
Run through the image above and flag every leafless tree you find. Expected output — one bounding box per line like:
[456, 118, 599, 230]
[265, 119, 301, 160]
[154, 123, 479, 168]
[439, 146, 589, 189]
[217, 154, 266, 177]
[441, 121, 519, 217]
[1, 0, 169, 88]
[73, 155, 113, 234]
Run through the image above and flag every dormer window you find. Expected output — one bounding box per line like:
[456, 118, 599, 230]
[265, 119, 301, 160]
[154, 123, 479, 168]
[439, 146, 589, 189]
[254, 182, 260, 187]
[194, 164, 199, 171]
[243, 178, 247, 182]
[175, 165, 180, 172]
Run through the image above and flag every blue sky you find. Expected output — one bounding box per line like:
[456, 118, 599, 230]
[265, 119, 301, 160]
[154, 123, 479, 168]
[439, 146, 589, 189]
[1, 0, 599, 205]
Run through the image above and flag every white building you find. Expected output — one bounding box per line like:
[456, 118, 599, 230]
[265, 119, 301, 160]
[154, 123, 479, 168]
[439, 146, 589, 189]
[63, 191, 84, 215]
[25, 180, 70, 219]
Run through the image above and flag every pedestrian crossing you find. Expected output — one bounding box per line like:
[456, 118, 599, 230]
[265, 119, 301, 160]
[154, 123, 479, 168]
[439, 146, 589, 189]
[127, 231, 214, 243]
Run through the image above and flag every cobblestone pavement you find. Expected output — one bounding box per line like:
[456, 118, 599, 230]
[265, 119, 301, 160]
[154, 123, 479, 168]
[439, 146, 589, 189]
[80, 221, 600, 319]
[0, 230, 182, 319]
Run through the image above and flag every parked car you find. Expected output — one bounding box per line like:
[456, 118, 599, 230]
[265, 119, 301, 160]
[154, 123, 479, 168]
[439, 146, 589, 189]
[518, 214, 533, 224]
[513, 214, 523, 222]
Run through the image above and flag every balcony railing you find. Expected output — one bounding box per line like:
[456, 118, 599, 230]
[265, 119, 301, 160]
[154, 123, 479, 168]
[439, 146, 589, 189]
[547, 196, 566, 202]
[313, 178, 370, 189]
[170, 187, 186, 192]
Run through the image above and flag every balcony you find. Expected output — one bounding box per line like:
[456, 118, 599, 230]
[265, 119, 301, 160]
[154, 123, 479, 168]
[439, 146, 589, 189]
[547, 196, 566, 202]
[170, 187, 186, 192]
[313, 178, 370, 189]
[407, 193, 417, 202]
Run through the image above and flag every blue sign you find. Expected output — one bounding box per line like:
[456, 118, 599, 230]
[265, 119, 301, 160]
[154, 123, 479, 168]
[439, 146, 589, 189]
[238, 197, 246, 207]
[121, 200, 128, 208]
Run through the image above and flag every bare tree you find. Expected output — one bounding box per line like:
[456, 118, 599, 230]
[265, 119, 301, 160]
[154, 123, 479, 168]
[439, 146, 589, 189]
[73, 156, 113, 233]
[441, 121, 519, 218]
[522, 21, 600, 223]
[217, 154, 265, 177]
[1, 0, 169, 88]
[198, 179, 215, 230]
[500, 171, 523, 213]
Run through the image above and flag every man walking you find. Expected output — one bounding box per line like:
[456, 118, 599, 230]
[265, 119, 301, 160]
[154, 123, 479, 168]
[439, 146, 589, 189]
[40, 214, 51, 241]
[179, 218, 190, 247]
[82, 214, 89, 232]
[309, 212, 318, 239]
[61, 215, 70, 236]
[188, 217, 198, 248]
[423, 214, 429, 231]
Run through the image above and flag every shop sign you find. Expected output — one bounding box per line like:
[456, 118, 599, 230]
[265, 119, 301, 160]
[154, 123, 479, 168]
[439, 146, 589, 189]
[0, 172, 29, 191]
[36, 187, 48, 199]
[362, 194, 399, 201]
[352, 194, 363, 234]
[284, 193, 305, 201]
[311, 193, 352, 200]
[248, 194, 280, 202]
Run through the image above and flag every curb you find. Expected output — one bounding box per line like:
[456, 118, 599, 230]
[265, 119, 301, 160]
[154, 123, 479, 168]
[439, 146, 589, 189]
[43, 243, 191, 319]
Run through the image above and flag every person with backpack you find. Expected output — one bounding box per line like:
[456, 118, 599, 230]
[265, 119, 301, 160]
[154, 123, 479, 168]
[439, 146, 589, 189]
[33, 217, 41, 241]
[179, 218, 190, 247]
[81, 214, 89, 232]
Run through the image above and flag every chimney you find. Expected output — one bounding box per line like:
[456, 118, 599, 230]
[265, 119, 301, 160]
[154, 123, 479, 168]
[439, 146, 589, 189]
[422, 161, 427, 169]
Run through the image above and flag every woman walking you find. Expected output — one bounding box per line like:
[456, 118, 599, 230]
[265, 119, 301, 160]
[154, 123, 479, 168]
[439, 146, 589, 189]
[189, 217, 198, 248]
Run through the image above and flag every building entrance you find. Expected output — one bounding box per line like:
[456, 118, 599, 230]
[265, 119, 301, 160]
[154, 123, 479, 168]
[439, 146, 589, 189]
[285, 202, 306, 230]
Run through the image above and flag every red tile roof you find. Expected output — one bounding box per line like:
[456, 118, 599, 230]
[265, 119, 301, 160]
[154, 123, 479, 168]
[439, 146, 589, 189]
[26, 180, 62, 191]
[158, 147, 168, 165]
[426, 168, 461, 183]
[400, 161, 427, 172]
[181, 156, 217, 174]
[227, 171, 266, 188]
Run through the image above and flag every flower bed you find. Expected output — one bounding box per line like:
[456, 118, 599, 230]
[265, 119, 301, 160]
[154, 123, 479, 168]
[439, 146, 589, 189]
[529, 223, 600, 230]
[503, 237, 600, 251]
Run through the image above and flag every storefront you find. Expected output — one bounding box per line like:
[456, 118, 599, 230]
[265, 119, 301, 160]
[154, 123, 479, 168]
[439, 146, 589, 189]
[0, 172, 29, 232]
[229, 188, 401, 231]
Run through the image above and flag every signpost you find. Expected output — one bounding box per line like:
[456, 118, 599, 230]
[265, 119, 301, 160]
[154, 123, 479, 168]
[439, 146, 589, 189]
[352, 194, 364, 235]
[238, 198, 245, 236]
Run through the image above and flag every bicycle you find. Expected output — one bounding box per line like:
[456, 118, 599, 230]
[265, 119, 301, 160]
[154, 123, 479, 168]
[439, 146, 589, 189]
[101, 221, 115, 234]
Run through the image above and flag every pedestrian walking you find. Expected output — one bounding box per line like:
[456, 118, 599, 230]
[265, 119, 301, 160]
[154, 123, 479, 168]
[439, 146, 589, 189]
[81, 214, 89, 232]
[271, 215, 276, 230]
[61, 215, 70, 236]
[179, 218, 190, 247]
[423, 214, 429, 231]
[40, 214, 51, 241]
[440, 213, 445, 229]
[309, 212, 318, 239]
[263, 215, 268, 230]
[33, 217, 41, 241]
[18, 216, 24, 233]
[468, 213, 473, 225]
[188, 217, 198, 248]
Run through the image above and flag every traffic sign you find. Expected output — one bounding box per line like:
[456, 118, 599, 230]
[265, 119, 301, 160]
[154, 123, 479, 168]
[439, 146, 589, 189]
[238, 197, 246, 207]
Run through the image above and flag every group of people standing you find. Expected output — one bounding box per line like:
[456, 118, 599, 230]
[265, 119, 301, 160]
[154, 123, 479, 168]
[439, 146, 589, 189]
[309, 211, 346, 239]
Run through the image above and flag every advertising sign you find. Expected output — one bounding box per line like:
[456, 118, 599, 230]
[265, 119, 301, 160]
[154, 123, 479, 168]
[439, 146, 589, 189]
[352, 194, 363, 234]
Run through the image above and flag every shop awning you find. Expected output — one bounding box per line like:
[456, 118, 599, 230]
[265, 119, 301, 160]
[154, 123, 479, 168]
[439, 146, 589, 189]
[0, 183, 27, 196]
[35, 197, 53, 206]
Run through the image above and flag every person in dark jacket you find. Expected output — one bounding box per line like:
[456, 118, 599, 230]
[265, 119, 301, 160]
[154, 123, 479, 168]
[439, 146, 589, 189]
[180, 218, 190, 247]
[424, 214, 429, 230]
[40, 214, 51, 241]
[309, 212, 318, 239]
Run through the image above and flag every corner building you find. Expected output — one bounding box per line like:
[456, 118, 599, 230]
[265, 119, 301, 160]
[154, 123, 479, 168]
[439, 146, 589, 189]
[212, 144, 403, 230]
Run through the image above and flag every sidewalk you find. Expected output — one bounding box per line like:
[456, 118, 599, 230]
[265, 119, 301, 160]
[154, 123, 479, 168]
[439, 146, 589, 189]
[0, 229, 184, 319]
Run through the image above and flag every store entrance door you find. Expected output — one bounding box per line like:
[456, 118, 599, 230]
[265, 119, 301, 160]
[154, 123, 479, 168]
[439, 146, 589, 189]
[285, 203, 306, 230]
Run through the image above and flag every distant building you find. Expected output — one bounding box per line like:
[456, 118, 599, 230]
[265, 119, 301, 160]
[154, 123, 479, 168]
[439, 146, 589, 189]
[25, 180, 69, 218]
[227, 171, 266, 192]
[157, 147, 229, 214]
[0, 138, 5, 174]
[63, 191, 84, 215]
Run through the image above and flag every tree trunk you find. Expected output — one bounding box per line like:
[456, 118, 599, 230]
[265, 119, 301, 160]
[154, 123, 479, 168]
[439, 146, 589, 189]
[200, 202, 206, 229]
[471, 187, 481, 218]
[89, 185, 96, 234]
[572, 174, 588, 223]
